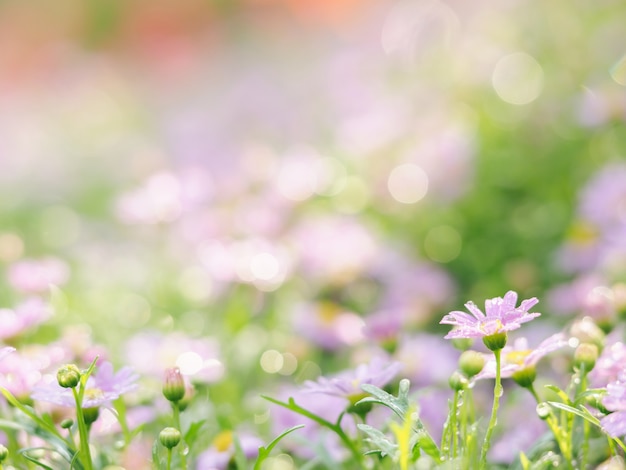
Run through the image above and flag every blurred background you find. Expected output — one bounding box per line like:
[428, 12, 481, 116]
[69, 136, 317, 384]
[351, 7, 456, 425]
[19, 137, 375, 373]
[1, 0, 626, 459]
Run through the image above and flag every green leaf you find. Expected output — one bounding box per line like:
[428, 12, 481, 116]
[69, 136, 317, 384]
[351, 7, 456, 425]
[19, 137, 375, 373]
[184, 420, 206, 449]
[233, 435, 248, 470]
[358, 380, 442, 463]
[253, 425, 304, 470]
[546, 402, 601, 427]
[19, 448, 63, 470]
[357, 424, 398, 458]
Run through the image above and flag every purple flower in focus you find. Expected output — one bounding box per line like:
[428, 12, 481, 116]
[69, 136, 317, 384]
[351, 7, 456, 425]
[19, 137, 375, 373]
[303, 356, 401, 402]
[440, 291, 540, 340]
[473, 333, 569, 381]
[600, 371, 626, 437]
[32, 361, 139, 409]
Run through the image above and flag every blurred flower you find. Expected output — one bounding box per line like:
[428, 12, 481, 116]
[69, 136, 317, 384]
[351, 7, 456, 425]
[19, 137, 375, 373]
[473, 333, 570, 382]
[196, 431, 263, 470]
[601, 371, 626, 437]
[125, 331, 223, 383]
[590, 341, 626, 387]
[292, 301, 365, 350]
[303, 356, 401, 403]
[7, 257, 70, 294]
[32, 361, 138, 409]
[440, 291, 540, 340]
[394, 334, 458, 387]
[0, 298, 53, 341]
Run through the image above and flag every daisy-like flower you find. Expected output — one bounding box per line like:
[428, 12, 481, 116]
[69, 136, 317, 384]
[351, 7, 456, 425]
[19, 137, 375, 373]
[31, 361, 138, 409]
[600, 371, 626, 437]
[440, 291, 540, 350]
[303, 356, 401, 405]
[473, 333, 569, 387]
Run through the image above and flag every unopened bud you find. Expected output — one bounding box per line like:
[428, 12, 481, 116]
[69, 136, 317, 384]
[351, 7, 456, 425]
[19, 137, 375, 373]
[163, 368, 186, 403]
[574, 343, 599, 372]
[449, 371, 469, 391]
[159, 427, 181, 449]
[570, 317, 605, 351]
[0, 444, 7, 462]
[57, 364, 81, 389]
[458, 350, 485, 378]
[60, 419, 74, 429]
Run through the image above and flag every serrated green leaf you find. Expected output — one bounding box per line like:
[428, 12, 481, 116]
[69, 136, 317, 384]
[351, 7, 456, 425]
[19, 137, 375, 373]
[358, 424, 397, 458]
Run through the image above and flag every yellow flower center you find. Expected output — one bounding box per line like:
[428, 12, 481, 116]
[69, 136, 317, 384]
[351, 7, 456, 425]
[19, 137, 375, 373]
[318, 301, 341, 325]
[212, 430, 233, 453]
[505, 350, 531, 365]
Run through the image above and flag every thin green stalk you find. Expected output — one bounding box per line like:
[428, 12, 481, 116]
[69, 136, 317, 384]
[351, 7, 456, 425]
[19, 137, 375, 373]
[166, 448, 173, 470]
[480, 349, 501, 469]
[528, 385, 571, 462]
[451, 390, 459, 459]
[72, 388, 94, 470]
[172, 404, 187, 470]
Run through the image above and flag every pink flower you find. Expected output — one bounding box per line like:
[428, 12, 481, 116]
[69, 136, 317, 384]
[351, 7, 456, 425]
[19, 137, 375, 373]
[473, 333, 569, 381]
[440, 291, 540, 340]
[7, 258, 69, 294]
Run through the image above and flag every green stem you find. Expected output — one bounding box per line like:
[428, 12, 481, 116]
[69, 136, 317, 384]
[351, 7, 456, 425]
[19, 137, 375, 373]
[72, 388, 94, 470]
[480, 349, 501, 469]
[166, 448, 172, 470]
[451, 390, 459, 459]
[172, 403, 187, 470]
[528, 385, 570, 462]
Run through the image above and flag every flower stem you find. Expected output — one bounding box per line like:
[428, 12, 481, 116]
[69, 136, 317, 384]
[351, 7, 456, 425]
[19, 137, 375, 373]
[172, 403, 187, 470]
[167, 448, 172, 470]
[72, 388, 94, 470]
[480, 348, 501, 469]
[451, 390, 459, 459]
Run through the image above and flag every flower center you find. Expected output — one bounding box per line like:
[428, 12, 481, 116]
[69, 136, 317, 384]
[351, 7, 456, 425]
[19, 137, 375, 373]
[212, 430, 233, 453]
[505, 350, 531, 366]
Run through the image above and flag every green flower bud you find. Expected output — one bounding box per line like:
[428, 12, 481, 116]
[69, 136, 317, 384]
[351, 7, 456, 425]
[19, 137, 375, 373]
[60, 419, 74, 429]
[483, 332, 507, 352]
[511, 366, 537, 388]
[163, 368, 185, 403]
[449, 371, 469, 391]
[0, 444, 8, 462]
[159, 427, 181, 449]
[57, 364, 81, 389]
[458, 350, 485, 378]
[574, 343, 599, 372]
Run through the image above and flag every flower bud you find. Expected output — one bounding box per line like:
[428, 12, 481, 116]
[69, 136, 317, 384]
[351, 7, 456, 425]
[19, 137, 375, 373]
[449, 371, 468, 391]
[483, 332, 507, 352]
[60, 419, 74, 429]
[574, 343, 598, 372]
[57, 364, 81, 389]
[163, 368, 185, 403]
[159, 427, 181, 449]
[570, 317, 604, 351]
[84, 407, 100, 425]
[458, 350, 485, 378]
[0, 444, 7, 462]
